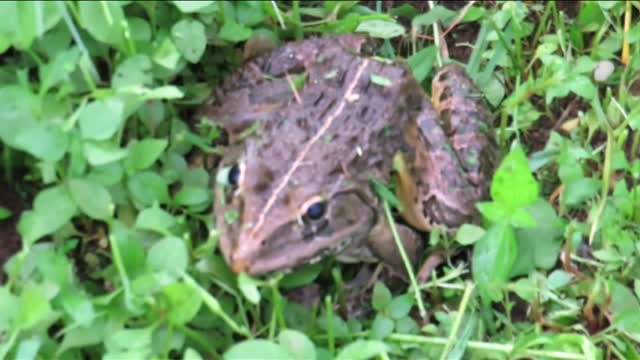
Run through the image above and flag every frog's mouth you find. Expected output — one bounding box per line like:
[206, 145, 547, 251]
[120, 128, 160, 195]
[229, 190, 377, 275]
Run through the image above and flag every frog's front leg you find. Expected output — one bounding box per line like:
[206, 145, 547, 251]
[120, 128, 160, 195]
[398, 64, 497, 229]
[366, 213, 423, 272]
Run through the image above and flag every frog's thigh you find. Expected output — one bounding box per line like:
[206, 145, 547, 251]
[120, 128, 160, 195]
[366, 215, 422, 271]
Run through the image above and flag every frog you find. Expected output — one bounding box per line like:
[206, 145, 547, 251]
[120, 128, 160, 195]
[199, 34, 497, 275]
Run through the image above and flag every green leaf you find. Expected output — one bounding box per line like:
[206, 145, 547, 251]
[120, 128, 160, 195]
[218, 21, 252, 43]
[0, 287, 18, 331]
[18, 186, 76, 246]
[59, 289, 95, 327]
[472, 222, 517, 302]
[372, 282, 392, 311]
[172, 19, 207, 63]
[356, 20, 405, 39]
[135, 206, 176, 234]
[69, 178, 114, 220]
[388, 295, 413, 320]
[39, 47, 81, 93]
[83, 141, 129, 166]
[0, 86, 37, 148]
[411, 5, 456, 29]
[171, 1, 215, 13]
[278, 330, 316, 360]
[370, 74, 392, 87]
[335, 340, 388, 360]
[490, 145, 539, 210]
[407, 46, 437, 83]
[127, 171, 170, 207]
[18, 285, 53, 330]
[112, 55, 153, 88]
[78, 1, 126, 49]
[79, 99, 125, 140]
[0, 207, 11, 220]
[173, 186, 211, 207]
[163, 282, 202, 326]
[148, 237, 188, 276]
[224, 340, 294, 360]
[13, 123, 68, 162]
[455, 224, 486, 246]
[511, 199, 564, 276]
[371, 314, 394, 339]
[238, 273, 261, 304]
[104, 327, 153, 353]
[153, 36, 182, 71]
[126, 138, 168, 171]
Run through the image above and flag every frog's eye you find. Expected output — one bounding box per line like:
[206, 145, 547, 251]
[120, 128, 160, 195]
[228, 164, 241, 186]
[299, 195, 326, 223]
[305, 201, 326, 221]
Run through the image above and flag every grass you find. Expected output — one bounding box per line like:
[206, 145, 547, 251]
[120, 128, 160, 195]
[0, 1, 639, 359]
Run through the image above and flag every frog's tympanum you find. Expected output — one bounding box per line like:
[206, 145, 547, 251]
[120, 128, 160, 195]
[200, 35, 497, 275]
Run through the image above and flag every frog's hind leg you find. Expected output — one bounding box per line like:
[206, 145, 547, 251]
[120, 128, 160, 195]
[431, 64, 497, 196]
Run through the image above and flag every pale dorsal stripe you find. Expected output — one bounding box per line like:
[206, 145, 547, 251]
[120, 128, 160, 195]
[248, 59, 370, 240]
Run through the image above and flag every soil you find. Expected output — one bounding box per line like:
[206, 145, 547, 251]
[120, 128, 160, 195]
[0, 178, 23, 283]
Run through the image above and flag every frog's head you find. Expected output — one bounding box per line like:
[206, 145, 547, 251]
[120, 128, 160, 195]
[215, 138, 377, 275]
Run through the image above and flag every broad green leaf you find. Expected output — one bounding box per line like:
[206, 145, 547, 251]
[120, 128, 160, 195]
[69, 178, 114, 220]
[490, 145, 539, 209]
[238, 273, 261, 304]
[371, 315, 394, 339]
[112, 55, 153, 88]
[104, 327, 153, 353]
[83, 141, 128, 166]
[15, 337, 42, 360]
[171, 19, 207, 63]
[135, 206, 176, 234]
[127, 171, 170, 207]
[372, 282, 392, 311]
[13, 122, 68, 162]
[153, 36, 182, 71]
[411, 5, 456, 29]
[125, 138, 168, 171]
[110, 221, 146, 278]
[148, 237, 188, 276]
[407, 46, 437, 83]
[79, 99, 125, 140]
[173, 186, 210, 207]
[510, 199, 564, 276]
[455, 224, 486, 245]
[388, 295, 413, 320]
[57, 319, 107, 355]
[183, 349, 203, 360]
[335, 340, 388, 360]
[18, 186, 76, 245]
[0, 288, 18, 331]
[59, 289, 95, 327]
[224, 340, 294, 360]
[472, 222, 517, 302]
[356, 20, 405, 39]
[218, 21, 252, 43]
[18, 285, 53, 330]
[171, 1, 215, 13]
[609, 280, 640, 339]
[0, 86, 37, 148]
[163, 282, 202, 326]
[40, 47, 81, 93]
[78, 1, 126, 49]
[278, 330, 316, 360]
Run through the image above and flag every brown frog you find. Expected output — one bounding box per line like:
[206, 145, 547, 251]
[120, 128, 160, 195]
[200, 35, 497, 275]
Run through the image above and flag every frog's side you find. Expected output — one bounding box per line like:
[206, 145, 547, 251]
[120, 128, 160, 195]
[200, 35, 496, 275]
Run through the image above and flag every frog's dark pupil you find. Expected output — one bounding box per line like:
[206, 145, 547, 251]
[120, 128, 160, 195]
[228, 164, 240, 186]
[306, 202, 325, 220]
